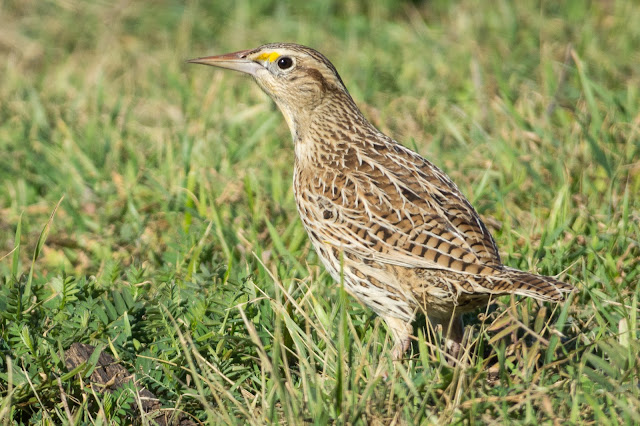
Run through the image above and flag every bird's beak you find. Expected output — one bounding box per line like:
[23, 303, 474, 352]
[187, 49, 262, 76]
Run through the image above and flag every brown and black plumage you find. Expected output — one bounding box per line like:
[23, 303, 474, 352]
[188, 43, 575, 359]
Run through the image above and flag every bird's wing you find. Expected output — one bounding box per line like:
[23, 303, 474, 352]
[306, 139, 502, 276]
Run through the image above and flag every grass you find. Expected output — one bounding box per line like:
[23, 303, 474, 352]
[1, 0, 639, 423]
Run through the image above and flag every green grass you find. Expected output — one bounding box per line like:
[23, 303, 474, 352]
[1, 0, 639, 423]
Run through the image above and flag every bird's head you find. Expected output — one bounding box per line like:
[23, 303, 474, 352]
[188, 43, 355, 139]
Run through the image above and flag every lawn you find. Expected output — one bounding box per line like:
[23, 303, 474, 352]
[1, 0, 639, 424]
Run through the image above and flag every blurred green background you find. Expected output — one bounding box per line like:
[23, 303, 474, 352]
[1, 0, 639, 423]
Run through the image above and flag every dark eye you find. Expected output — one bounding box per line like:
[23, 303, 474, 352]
[277, 57, 293, 70]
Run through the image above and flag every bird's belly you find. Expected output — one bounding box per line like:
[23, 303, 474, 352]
[291, 183, 415, 321]
[302, 229, 418, 322]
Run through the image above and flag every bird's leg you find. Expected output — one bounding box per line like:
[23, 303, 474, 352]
[428, 315, 464, 360]
[382, 316, 414, 360]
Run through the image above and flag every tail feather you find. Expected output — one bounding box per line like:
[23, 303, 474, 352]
[494, 267, 575, 302]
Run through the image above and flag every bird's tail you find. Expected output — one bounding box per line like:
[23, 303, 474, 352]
[492, 267, 575, 302]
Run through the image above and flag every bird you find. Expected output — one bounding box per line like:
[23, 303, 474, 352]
[188, 43, 575, 360]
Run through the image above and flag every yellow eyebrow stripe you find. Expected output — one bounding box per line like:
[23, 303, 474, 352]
[256, 52, 280, 62]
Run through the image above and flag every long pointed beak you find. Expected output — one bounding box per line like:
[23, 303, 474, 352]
[187, 49, 262, 76]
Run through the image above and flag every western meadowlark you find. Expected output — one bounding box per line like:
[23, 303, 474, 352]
[188, 43, 575, 359]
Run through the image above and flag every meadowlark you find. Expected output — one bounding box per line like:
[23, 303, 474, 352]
[188, 43, 575, 359]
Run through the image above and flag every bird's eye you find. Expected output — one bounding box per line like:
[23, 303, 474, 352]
[277, 57, 293, 70]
